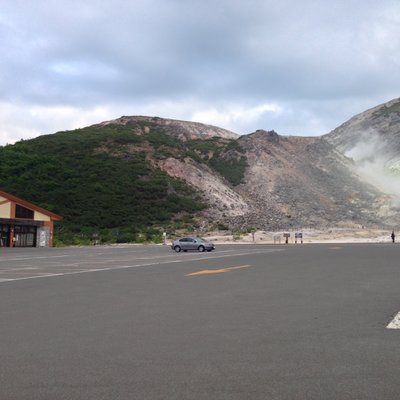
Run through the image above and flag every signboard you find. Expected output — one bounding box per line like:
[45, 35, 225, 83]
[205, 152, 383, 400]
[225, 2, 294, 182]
[295, 232, 303, 243]
[38, 228, 49, 247]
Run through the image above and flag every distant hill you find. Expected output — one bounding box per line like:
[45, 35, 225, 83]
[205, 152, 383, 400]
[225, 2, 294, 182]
[0, 117, 245, 244]
[0, 100, 399, 245]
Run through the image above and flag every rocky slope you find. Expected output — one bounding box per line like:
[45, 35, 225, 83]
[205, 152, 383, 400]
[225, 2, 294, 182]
[324, 98, 400, 200]
[95, 115, 240, 141]
[324, 98, 400, 154]
[152, 102, 399, 229]
[231, 131, 387, 229]
[1, 99, 399, 241]
[89, 103, 400, 229]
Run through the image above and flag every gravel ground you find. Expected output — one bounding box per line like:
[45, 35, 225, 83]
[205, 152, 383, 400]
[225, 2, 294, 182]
[202, 228, 397, 244]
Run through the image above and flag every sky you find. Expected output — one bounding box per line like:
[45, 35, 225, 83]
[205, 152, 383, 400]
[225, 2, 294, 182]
[1, 0, 400, 145]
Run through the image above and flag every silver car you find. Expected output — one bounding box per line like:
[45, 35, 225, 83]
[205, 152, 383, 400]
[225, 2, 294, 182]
[171, 237, 215, 252]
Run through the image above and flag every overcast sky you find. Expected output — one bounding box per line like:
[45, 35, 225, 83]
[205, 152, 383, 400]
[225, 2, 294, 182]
[1, 0, 399, 145]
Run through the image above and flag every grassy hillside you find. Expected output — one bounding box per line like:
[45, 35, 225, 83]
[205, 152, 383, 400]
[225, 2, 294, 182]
[0, 121, 247, 245]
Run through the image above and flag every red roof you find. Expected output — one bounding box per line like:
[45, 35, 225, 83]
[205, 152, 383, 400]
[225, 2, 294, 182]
[0, 191, 63, 221]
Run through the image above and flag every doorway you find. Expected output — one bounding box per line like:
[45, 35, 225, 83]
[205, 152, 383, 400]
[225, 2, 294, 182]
[14, 225, 37, 247]
[0, 224, 10, 247]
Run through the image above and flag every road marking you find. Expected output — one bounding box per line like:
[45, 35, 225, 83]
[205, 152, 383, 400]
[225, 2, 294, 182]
[0, 249, 281, 284]
[387, 312, 400, 329]
[0, 255, 69, 262]
[0, 267, 41, 272]
[186, 265, 252, 276]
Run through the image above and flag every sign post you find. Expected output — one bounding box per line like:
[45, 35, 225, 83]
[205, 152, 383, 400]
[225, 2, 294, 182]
[283, 233, 290, 244]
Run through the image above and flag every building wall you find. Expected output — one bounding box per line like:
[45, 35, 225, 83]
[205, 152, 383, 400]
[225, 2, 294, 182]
[0, 191, 62, 248]
[0, 195, 11, 218]
[0, 198, 52, 223]
[0, 202, 11, 218]
[34, 211, 51, 222]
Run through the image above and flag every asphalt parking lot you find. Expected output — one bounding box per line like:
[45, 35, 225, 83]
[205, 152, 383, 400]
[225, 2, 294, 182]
[1, 243, 400, 399]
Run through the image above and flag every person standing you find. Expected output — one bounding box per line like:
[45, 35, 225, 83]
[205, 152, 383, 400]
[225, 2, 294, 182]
[391, 231, 395, 243]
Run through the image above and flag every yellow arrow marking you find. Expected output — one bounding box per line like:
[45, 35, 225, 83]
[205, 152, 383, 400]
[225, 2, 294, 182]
[186, 265, 251, 276]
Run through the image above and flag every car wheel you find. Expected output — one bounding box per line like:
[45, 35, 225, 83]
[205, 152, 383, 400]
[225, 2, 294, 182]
[174, 246, 181, 252]
[198, 245, 205, 252]
[207, 249, 212, 252]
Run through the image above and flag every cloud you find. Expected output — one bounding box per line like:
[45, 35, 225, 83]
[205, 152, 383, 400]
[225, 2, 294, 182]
[1, 0, 400, 144]
[0, 102, 115, 144]
[191, 103, 282, 133]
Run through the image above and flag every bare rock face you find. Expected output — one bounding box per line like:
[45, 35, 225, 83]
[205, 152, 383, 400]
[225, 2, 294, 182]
[324, 98, 400, 221]
[324, 98, 400, 154]
[233, 131, 387, 230]
[95, 116, 239, 141]
[157, 157, 250, 217]
[93, 98, 400, 230]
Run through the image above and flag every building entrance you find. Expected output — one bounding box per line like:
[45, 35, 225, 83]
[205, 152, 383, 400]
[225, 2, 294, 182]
[0, 224, 10, 247]
[0, 224, 38, 247]
[14, 225, 37, 247]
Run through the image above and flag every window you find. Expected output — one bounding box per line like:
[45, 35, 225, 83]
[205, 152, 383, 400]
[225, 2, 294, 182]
[15, 204, 34, 219]
[14, 225, 37, 247]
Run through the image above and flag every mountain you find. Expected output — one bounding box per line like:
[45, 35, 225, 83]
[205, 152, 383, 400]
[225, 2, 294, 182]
[0, 100, 399, 244]
[324, 98, 400, 154]
[95, 116, 240, 140]
[233, 131, 387, 229]
[324, 98, 400, 199]
[0, 116, 245, 244]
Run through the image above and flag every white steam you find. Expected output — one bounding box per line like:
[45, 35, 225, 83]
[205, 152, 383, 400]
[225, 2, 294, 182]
[345, 131, 400, 198]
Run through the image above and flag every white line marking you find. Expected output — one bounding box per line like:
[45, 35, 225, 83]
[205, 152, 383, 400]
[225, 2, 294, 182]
[0, 249, 282, 284]
[0, 255, 69, 262]
[0, 267, 40, 272]
[387, 312, 400, 329]
[76, 250, 238, 263]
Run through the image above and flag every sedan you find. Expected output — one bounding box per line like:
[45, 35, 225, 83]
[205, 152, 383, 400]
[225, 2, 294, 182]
[171, 237, 215, 252]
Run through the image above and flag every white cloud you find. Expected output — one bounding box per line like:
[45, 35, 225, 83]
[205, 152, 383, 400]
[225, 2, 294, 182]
[191, 103, 282, 132]
[0, 102, 115, 145]
[1, 0, 400, 143]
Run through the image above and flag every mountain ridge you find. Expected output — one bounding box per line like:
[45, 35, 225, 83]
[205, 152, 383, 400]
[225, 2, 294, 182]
[0, 99, 399, 244]
[93, 115, 240, 140]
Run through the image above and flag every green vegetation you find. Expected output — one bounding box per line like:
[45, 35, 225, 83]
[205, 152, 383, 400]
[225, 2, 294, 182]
[0, 126, 203, 245]
[184, 136, 248, 185]
[384, 102, 400, 114]
[209, 155, 248, 186]
[374, 101, 400, 117]
[0, 121, 247, 245]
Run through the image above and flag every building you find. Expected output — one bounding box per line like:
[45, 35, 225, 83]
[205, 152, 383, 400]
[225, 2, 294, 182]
[0, 191, 62, 248]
